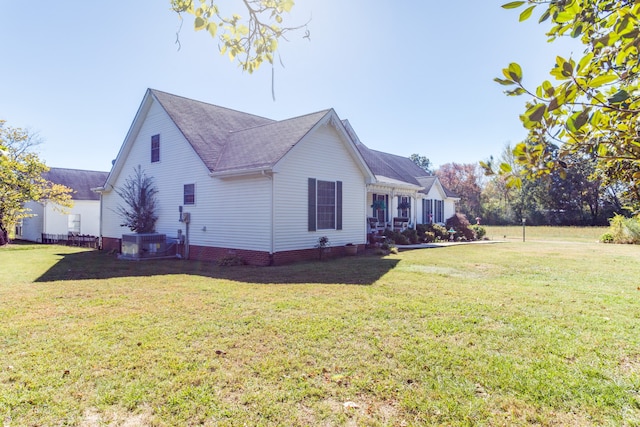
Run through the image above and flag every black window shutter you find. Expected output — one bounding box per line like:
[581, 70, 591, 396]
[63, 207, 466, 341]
[336, 181, 343, 230]
[308, 178, 317, 231]
[372, 193, 377, 215]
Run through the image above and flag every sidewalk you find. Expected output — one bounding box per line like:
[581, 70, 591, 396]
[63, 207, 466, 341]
[395, 240, 503, 250]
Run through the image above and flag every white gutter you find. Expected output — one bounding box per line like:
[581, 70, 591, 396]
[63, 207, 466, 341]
[209, 167, 273, 178]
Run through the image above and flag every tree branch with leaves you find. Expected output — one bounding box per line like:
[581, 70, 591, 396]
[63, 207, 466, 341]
[0, 120, 73, 245]
[494, 0, 640, 209]
[171, 0, 309, 74]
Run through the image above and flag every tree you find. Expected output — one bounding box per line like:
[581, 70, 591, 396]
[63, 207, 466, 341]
[171, 0, 309, 74]
[435, 163, 483, 219]
[409, 153, 432, 174]
[115, 166, 159, 234]
[0, 120, 73, 245]
[496, 1, 640, 210]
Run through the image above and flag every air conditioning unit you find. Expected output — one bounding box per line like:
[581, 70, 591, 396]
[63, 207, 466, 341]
[120, 233, 167, 259]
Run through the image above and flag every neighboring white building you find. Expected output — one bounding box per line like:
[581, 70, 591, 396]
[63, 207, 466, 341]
[97, 89, 457, 265]
[17, 168, 109, 242]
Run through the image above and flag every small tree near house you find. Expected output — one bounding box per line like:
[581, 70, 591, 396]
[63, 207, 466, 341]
[115, 166, 158, 233]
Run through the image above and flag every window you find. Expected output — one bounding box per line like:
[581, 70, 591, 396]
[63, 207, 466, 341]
[317, 180, 336, 229]
[68, 214, 81, 234]
[308, 178, 342, 231]
[423, 199, 433, 223]
[151, 134, 160, 163]
[435, 200, 444, 223]
[373, 194, 387, 223]
[398, 196, 410, 218]
[183, 184, 195, 205]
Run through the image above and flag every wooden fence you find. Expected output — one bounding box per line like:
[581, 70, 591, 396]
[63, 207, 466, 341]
[41, 234, 99, 248]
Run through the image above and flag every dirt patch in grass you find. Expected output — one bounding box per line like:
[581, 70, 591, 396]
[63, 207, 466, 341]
[80, 406, 153, 427]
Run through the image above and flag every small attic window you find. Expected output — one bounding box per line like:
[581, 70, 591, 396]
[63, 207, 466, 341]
[151, 134, 160, 163]
[183, 184, 195, 205]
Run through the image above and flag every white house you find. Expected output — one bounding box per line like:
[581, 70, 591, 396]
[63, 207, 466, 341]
[97, 89, 457, 265]
[17, 168, 109, 242]
[342, 121, 458, 230]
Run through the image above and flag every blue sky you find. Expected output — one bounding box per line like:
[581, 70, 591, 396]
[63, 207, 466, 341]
[1, 1, 580, 173]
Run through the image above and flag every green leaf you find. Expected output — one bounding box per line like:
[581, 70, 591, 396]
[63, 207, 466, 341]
[207, 23, 217, 38]
[502, 1, 525, 9]
[527, 104, 546, 122]
[519, 6, 535, 22]
[555, 11, 575, 23]
[577, 53, 594, 74]
[571, 24, 584, 38]
[597, 143, 608, 157]
[608, 90, 629, 104]
[538, 8, 550, 23]
[494, 77, 516, 86]
[499, 162, 513, 174]
[567, 109, 590, 132]
[589, 74, 617, 88]
[194, 16, 206, 31]
[507, 63, 523, 83]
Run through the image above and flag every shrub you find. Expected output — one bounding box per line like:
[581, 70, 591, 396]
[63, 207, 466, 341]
[401, 228, 419, 244]
[383, 229, 410, 245]
[600, 232, 614, 244]
[423, 231, 436, 243]
[606, 214, 640, 244]
[217, 255, 246, 266]
[471, 224, 487, 240]
[430, 224, 449, 241]
[115, 166, 158, 233]
[445, 213, 476, 241]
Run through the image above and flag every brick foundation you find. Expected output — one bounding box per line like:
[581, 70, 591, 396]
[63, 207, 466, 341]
[101, 237, 365, 266]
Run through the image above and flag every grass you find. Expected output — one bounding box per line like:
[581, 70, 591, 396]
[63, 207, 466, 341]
[1, 229, 640, 426]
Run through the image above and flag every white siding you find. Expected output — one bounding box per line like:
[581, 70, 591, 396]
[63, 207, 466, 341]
[273, 123, 367, 252]
[19, 200, 101, 241]
[444, 199, 456, 222]
[18, 201, 44, 242]
[101, 99, 273, 252]
[201, 174, 272, 252]
[102, 100, 211, 242]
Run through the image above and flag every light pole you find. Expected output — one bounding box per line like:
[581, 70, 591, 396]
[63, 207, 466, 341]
[522, 218, 526, 242]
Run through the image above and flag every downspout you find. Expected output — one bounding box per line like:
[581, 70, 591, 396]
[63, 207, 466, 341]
[98, 193, 103, 249]
[42, 200, 47, 239]
[262, 170, 275, 264]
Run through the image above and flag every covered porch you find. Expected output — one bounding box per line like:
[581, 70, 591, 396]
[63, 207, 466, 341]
[366, 177, 423, 235]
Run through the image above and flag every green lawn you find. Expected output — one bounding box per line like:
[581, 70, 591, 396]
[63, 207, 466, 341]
[1, 230, 639, 426]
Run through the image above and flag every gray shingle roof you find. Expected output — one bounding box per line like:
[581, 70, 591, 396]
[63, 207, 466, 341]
[216, 110, 331, 172]
[151, 89, 275, 171]
[43, 168, 109, 200]
[148, 89, 455, 197]
[355, 143, 430, 185]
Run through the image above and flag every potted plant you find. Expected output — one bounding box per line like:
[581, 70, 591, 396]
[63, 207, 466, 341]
[371, 200, 386, 210]
[315, 236, 330, 260]
[398, 201, 411, 210]
[344, 243, 357, 256]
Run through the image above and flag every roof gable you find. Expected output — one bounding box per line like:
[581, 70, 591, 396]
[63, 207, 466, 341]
[44, 168, 109, 200]
[151, 89, 274, 172]
[215, 110, 331, 173]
